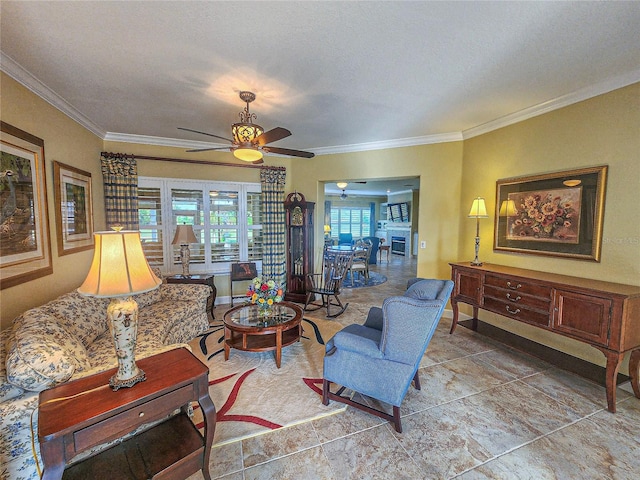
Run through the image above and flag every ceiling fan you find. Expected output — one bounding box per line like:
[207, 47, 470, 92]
[178, 91, 315, 164]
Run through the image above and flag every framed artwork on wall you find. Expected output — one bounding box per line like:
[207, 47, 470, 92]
[494, 165, 608, 261]
[53, 161, 94, 255]
[0, 121, 53, 289]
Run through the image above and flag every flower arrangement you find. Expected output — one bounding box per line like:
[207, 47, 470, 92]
[246, 277, 284, 308]
[510, 191, 577, 240]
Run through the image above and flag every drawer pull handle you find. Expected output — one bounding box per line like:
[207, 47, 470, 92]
[505, 305, 521, 315]
[506, 281, 522, 290]
[139, 412, 145, 418]
[506, 293, 521, 302]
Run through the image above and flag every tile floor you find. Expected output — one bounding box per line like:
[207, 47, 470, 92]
[190, 254, 639, 479]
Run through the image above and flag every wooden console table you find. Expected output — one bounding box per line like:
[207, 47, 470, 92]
[449, 262, 640, 413]
[38, 348, 216, 480]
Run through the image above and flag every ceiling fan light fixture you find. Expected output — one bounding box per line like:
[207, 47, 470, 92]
[336, 182, 348, 189]
[233, 147, 263, 162]
[232, 122, 264, 144]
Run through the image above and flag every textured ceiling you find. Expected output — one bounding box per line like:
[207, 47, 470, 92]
[1, 1, 639, 163]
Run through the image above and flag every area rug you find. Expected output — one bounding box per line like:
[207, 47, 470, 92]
[342, 271, 387, 288]
[188, 317, 346, 446]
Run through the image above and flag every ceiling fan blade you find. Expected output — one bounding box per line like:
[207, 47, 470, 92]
[263, 146, 315, 158]
[186, 147, 231, 152]
[256, 127, 291, 146]
[178, 127, 233, 143]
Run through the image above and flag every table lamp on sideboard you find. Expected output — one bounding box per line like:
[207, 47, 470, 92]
[78, 229, 161, 390]
[172, 224, 198, 276]
[468, 197, 488, 266]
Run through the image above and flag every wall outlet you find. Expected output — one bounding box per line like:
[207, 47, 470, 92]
[420, 241, 426, 249]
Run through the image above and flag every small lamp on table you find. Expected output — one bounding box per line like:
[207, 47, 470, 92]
[172, 224, 198, 277]
[78, 229, 161, 390]
[468, 197, 489, 266]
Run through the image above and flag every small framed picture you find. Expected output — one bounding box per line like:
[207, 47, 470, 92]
[53, 161, 94, 255]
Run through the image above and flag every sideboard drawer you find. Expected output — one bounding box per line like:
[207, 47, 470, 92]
[485, 274, 551, 299]
[74, 384, 194, 453]
[484, 285, 551, 312]
[483, 296, 550, 327]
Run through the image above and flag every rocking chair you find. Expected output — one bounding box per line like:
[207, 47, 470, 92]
[304, 247, 354, 318]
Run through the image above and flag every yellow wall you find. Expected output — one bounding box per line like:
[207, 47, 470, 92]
[1, 73, 104, 329]
[290, 142, 465, 280]
[459, 82, 640, 373]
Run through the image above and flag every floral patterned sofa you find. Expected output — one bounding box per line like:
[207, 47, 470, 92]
[0, 282, 211, 480]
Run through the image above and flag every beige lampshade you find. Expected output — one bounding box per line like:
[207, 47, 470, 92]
[499, 199, 517, 216]
[468, 197, 489, 218]
[78, 231, 161, 298]
[172, 224, 198, 245]
[324, 224, 331, 233]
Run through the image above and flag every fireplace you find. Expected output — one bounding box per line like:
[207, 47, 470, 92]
[391, 236, 406, 256]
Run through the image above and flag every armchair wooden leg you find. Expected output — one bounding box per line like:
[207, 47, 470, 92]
[393, 406, 402, 433]
[413, 371, 421, 390]
[322, 381, 404, 433]
[322, 379, 330, 406]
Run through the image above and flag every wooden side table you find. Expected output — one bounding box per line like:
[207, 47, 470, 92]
[38, 348, 216, 480]
[166, 274, 216, 320]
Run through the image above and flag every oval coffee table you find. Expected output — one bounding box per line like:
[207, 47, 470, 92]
[222, 301, 304, 368]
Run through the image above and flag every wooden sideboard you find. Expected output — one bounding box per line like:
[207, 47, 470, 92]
[449, 262, 640, 413]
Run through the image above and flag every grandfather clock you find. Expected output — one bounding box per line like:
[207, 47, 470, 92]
[284, 191, 314, 303]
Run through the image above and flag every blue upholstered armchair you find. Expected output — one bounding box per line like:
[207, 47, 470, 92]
[322, 278, 454, 432]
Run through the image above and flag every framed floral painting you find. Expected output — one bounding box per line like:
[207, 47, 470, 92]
[494, 166, 607, 261]
[0, 122, 53, 289]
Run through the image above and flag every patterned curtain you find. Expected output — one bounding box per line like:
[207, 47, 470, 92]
[260, 167, 286, 286]
[100, 153, 139, 230]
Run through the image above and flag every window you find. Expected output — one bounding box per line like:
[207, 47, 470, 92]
[330, 206, 372, 238]
[138, 177, 261, 274]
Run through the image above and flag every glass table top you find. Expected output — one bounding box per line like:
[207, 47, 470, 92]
[225, 303, 298, 328]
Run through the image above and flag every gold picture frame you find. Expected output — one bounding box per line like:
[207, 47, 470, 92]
[53, 161, 94, 255]
[0, 122, 53, 289]
[494, 166, 608, 261]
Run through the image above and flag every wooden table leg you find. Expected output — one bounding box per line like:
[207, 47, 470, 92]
[601, 349, 624, 413]
[223, 326, 230, 361]
[450, 300, 459, 334]
[629, 349, 640, 399]
[275, 328, 282, 368]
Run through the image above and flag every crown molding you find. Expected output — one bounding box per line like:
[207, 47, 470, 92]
[462, 68, 640, 139]
[0, 51, 106, 138]
[103, 132, 228, 150]
[311, 132, 464, 156]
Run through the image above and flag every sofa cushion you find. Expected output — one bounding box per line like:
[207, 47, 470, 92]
[1, 329, 25, 402]
[132, 287, 162, 309]
[6, 317, 90, 392]
[44, 291, 109, 347]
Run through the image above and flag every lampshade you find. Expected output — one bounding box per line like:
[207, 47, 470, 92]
[172, 224, 198, 245]
[324, 224, 331, 233]
[499, 199, 517, 216]
[78, 230, 161, 298]
[468, 197, 489, 218]
[336, 182, 348, 189]
[233, 147, 263, 162]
